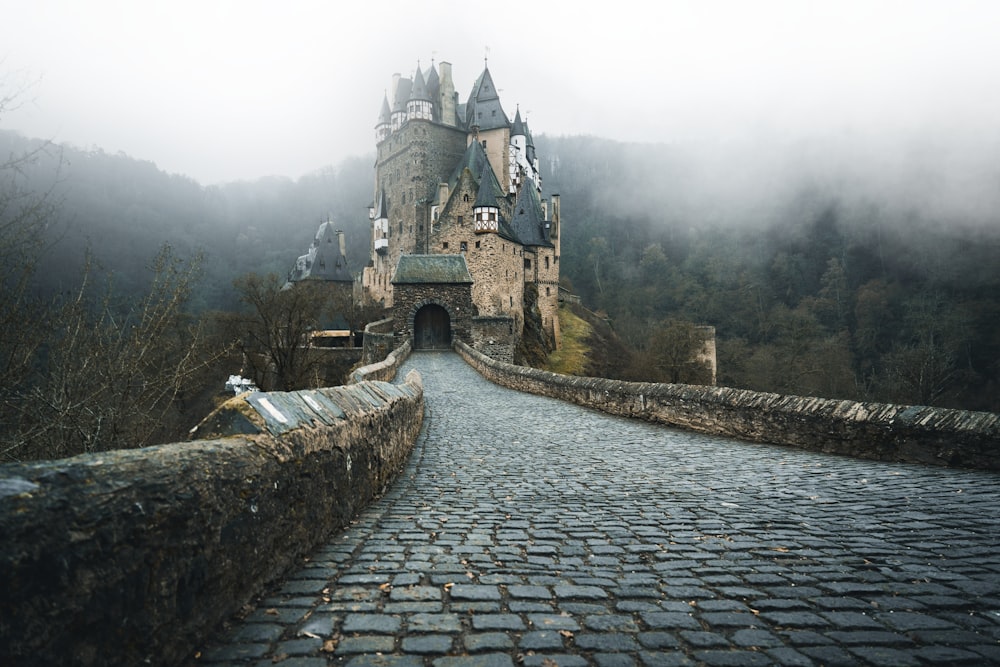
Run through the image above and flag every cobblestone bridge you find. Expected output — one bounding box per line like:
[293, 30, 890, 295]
[195, 351, 1000, 666]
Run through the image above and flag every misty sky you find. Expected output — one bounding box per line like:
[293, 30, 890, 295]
[2, 0, 1000, 186]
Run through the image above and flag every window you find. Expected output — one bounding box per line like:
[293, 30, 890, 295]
[546, 287, 551, 296]
[464, 193, 469, 202]
[545, 257, 549, 269]
[443, 242, 449, 249]
[475, 240, 481, 249]
[458, 215, 464, 225]
[524, 259, 531, 269]
[460, 241, 467, 252]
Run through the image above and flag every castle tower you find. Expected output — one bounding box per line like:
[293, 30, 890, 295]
[473, 163, 500, 234]
[407, 65, 433, 121]
[465, 65, 511, 192]
[363, 58, 562, 356]
[375, 94, 391, 143]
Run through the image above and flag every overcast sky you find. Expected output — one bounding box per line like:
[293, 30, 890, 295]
[2, 0, 999, 185]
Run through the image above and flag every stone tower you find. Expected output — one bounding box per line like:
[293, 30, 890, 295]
[362, 60, 561, 357]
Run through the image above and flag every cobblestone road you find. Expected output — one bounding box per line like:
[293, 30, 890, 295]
[195, 351, 1000, 666]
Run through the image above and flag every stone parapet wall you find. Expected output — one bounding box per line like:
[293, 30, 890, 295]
[351, 339, 412, 384]
[0, 374, 424, 667]
[456, 341, 1000, 471]
[362, 317, 397, 365]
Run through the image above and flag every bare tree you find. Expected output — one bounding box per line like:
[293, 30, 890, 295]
[649, 318, 713, 384]
[232, 273, 329, 391]
[2, 245, 228, 461]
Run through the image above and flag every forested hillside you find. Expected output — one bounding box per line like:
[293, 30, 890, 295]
[3, 127, 998, 420]
[539, 135, 1000, 411]
[0, 130, 373, 312]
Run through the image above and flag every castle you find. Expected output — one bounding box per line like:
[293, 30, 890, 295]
[360, 60, 562, 360]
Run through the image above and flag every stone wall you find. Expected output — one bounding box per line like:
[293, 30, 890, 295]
[351, 339, 412, 384]
[0, 374, 424, 667]
[393, 282, 474, 346]
[456, 341, 1000, 471]
[471, 315, 517, 363]
[362, 317, 397, 365]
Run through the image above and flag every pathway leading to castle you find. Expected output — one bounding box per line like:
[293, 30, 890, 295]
[195, 351, 1000, 666]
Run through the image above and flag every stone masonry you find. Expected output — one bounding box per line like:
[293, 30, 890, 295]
[192, 351, 1000, 666]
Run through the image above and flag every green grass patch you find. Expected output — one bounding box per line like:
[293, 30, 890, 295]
[544, 305, 592, 375]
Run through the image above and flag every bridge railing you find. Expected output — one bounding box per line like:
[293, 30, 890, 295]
[0, 372, 424, 667]
[455, 340, 1000, 471]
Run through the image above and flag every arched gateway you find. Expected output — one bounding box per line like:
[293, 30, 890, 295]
[391, 255, 474, 350]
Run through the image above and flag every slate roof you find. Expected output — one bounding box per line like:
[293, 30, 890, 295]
[410, 67, 431, 102]
[377, 94, 391, 125]
[289, 221, 352, 283]
[392, 254, 474, 284]
[465, 66, 509, 131]
[509, 177, 553, 248]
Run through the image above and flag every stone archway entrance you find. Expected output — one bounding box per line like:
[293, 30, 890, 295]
[413, 304, 452, 349]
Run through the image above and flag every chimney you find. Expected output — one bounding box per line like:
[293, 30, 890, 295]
[337, 230, 346, 258]
[390, 73, 401, 107]
[439, 62, 456, 127]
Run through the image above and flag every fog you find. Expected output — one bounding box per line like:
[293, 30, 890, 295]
[2, 0, 999, 228]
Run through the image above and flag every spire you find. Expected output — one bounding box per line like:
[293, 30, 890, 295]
[375, 92, 391, 142]
[511, 106, 526, 138]
[425, 61, 440, 120]
[410, 65, 430, 101]
[407, 63, 433, 121]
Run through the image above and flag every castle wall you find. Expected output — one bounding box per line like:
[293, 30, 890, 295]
[432, 171, 525, 332]
[466, 234, 525, 332]
[470, 316, 517, 363]
[456, 340, 1000, 471]
[373, 118, 467, 302]
[528, 245, 560, 341]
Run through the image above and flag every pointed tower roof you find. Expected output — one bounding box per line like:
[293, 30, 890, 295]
[410, 65, 431, 101]
[509, 177, 553, 248]
[511, 107, 526, 138]
[377, 93, 391, 125]
[374, 189, 388, 220]
[466, 65, 510, 131]
[426, 63, 440, 100]
[292, 221, 353, 283]
[474, 162, 500, 209]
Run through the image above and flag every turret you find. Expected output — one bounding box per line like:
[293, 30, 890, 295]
[473, 164, 500, 234]
[390, 74, 409, 132]
[426, 62, 441, 121]
[375, 93, 391, 143]
[510, 107, 527, 191]
[407, 65, 433, 121]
